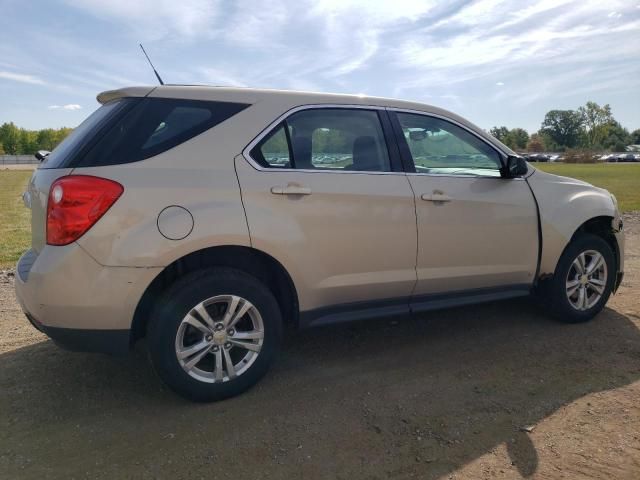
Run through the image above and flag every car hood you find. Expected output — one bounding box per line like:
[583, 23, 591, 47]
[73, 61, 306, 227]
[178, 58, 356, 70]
[529, 167, 601, 191]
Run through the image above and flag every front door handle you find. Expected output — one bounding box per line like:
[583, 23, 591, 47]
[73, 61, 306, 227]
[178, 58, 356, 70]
[421, 192, 452, 202]
[271, 185, 312, 195]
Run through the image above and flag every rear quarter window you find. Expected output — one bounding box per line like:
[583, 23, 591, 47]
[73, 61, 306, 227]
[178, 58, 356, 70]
[76, 98, 250, 167]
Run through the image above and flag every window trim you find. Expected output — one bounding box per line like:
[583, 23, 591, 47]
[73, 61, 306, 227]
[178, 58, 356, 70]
[242, 104, 404, 175]
[386, 108, 515, 180]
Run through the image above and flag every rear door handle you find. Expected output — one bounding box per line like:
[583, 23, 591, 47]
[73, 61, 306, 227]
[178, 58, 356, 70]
[421, 192, 452, 202]
[271, 185, 312, 195]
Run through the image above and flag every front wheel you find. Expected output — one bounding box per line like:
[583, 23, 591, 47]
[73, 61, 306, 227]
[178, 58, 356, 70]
[544, 234, 616, 323]
[148, 268, 283, 402]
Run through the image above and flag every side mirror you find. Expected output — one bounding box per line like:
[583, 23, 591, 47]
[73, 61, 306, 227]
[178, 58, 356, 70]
[503, 155, 528, 178]
[35, 150, 51, 162]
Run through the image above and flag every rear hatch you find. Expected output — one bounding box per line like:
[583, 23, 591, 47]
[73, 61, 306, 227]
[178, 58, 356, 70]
[26, 89, 152, 253]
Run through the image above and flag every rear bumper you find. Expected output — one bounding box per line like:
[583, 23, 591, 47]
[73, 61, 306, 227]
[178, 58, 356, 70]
[25, 312, 130, 355]
[15, 245, 161, 355]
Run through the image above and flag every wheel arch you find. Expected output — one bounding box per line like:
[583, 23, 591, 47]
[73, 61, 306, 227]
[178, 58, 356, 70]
[570, 216, 620, 275]
[541, 215, 619, 281]
[130, 245, 299, 346]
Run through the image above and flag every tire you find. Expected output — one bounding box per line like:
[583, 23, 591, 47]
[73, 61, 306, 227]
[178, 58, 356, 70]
[545, 234, 616, 323]
[148, 267, 283, 402]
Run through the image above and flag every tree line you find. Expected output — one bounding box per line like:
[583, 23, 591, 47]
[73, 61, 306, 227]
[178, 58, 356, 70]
[0, 122, 73, 155]
[1, 100, 638, 156]
[490, 101, 639, 153]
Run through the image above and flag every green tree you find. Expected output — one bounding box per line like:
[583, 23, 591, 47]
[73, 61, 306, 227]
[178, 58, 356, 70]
[0, 123, 73, 154]
[0, 122, 21, 154]
[527, 133, 545, 152]
[540, 110, 584, 148]
[19, 129, 38, 155]
[630, 129, 640, 145]
[602, 121, 630, 152]
[53, 127, 73, 147]
[37, 129, 58, 151]
[0, 142, 5, 155]
[489, 126, 529, 150]
[579, 101, 614, 148]
[489, 126, 510, 143]
[537, 131, 560, 151]
[505, 128, 529, 150]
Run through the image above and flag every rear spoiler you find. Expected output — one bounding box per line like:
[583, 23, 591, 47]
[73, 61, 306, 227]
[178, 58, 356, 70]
[96, 86, 156, 105]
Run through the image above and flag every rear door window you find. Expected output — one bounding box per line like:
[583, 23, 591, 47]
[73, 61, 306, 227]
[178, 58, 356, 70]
[251, 108, 392, 172]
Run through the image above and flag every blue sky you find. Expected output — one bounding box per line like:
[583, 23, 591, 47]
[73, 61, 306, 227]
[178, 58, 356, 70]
[1, 0, 639, 132]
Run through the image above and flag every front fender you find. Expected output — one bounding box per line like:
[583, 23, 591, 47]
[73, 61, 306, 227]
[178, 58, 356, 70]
[526, 169, 619, 277]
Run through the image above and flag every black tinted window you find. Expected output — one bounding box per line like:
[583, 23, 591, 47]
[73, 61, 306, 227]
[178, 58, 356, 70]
[41, 99, 132, 169]
[75, 98, 249, 167]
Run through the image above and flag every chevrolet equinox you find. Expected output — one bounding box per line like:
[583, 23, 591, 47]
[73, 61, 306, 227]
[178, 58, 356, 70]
[15, 86, 625, 401]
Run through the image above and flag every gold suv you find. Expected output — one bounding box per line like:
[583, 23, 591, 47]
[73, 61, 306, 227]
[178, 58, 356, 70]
[15, 86, 624, 401]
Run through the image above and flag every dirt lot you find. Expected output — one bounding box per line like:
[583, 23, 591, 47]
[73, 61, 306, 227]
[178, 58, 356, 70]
[1, 216, 639, 479]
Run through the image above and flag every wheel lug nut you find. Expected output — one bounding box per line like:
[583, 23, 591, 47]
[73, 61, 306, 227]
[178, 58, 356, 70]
[224, 342, 232, 349]
[206, 334, 213, 341]
[227, 329, 235, 336]
[212, 345, 219, 352]
[215, 323, 224, 331]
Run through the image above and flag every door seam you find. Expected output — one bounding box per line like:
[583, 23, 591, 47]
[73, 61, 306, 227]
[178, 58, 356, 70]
[404, 174, 420, 308]
[233, 154, 254, 248]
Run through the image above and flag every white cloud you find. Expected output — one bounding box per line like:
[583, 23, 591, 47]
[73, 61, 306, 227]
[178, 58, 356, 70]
[309, 0, 437, 77]
[48, 104, 82, 110]
[64, 0, 220, 38]
[214, 0, 439, 85]
[0, 71, 45, 85]
[2, 0, 639, 132]
[392, 1, 640, 88]
[198, 67, 248, 87]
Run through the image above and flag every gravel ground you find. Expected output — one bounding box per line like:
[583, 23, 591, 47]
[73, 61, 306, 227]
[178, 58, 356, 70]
[1, 214, 639, 479]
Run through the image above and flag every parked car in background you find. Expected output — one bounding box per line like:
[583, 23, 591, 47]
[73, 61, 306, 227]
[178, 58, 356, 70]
[526, 153, 550, 162]
[15, 85, 625, 401]
[618, 153, 638, 162]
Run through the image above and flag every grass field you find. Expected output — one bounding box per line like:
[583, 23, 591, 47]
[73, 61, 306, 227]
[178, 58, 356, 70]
[536, 163, 640, 212]
[0, 170, 31, 268]
[0, 164, 638, 268]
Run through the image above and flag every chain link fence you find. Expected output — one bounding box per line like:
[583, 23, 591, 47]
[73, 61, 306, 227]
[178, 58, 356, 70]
[1, 155, 39, 166]
[0, 155, 40, 166]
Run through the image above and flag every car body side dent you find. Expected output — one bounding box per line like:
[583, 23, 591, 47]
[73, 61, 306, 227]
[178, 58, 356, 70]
[526, 168, 621, 277]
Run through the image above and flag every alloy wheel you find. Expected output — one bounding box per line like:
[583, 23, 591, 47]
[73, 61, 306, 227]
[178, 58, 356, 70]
[175, 295, 264, 383]
[565, 249, 608, 311]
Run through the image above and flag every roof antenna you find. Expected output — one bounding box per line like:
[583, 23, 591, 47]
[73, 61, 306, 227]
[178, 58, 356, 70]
[139, 43, 164, 85]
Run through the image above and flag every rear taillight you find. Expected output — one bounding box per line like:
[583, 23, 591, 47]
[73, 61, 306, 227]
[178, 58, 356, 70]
[46, 175, 123, 246]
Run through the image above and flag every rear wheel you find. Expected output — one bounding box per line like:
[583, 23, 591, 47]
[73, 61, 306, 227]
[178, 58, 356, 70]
[545, 234, 615, 323]
[148, 267, 282, 402]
